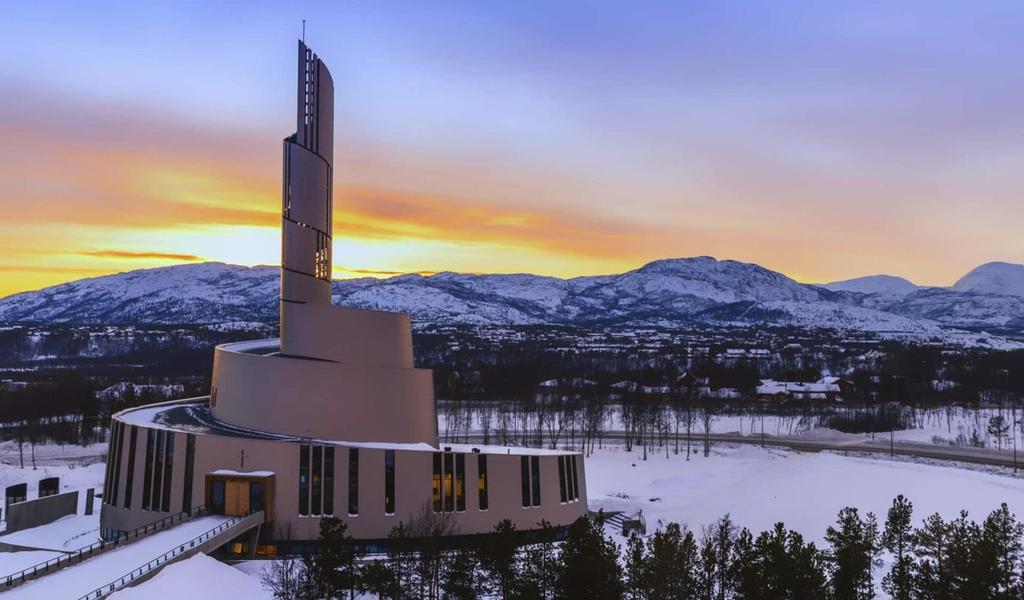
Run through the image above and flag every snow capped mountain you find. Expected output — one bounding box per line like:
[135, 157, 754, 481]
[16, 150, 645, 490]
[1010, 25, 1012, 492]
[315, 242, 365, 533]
[0, 258, 1021, 342]
[825, 274, 920, 297]
[952, 262, 1024, 297]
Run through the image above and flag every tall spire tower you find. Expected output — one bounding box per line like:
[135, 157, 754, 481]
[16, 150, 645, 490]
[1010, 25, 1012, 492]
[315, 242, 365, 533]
[281, 40, 334, 310]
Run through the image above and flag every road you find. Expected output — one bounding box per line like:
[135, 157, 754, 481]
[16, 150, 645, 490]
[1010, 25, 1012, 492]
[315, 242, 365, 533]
[460, 432, 1024, 471]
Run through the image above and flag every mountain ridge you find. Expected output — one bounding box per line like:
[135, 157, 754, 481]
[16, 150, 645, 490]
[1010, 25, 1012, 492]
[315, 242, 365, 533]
[1, 258, 1022, 346]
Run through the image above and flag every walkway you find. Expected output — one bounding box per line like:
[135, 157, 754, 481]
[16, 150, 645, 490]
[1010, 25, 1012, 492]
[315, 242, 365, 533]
[2, 513, 261, 599]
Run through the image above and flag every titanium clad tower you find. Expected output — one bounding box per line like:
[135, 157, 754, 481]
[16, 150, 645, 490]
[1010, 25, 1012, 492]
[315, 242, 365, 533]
[281, 40, 334, 310]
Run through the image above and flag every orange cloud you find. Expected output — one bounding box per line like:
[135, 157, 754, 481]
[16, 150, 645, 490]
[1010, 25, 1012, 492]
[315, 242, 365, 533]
[80, 250, 205, 261]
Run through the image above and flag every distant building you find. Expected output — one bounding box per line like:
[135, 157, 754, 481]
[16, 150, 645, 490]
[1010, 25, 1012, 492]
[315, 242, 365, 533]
[95, 382, 185, 403]
[756, 376, 853, 401]
[99, 42, 587, 552]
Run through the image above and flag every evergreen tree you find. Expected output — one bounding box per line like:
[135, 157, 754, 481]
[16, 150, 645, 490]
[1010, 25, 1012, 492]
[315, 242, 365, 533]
[642, 522, 699, 600]
[305, 517, 360, 599]
[624, 533, 647, 600]
[476, 520, 521, 600]
[699, 515, 737, 600]
[881, 495, 915, 600]
[912, 513, 949, 599]
[825, 507, 880, 600]
[980, 503, 1024, 598]
[516, 521, 560, 600]
[733, 523, 828, 600]
[441, 547, 480, 600]
[555, 516, 624, 600]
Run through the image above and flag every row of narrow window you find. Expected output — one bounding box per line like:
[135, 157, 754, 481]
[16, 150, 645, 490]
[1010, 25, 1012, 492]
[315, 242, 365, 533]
[432, 452, 490, 513]
[103, 423, 196, 514]
[298, 444, 335, 517]
[521, 456, 542, 508]
[558, 455, 580, 503]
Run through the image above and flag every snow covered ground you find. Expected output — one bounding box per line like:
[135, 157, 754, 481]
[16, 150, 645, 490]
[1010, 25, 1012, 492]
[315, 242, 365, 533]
[586, 443, 1024, 545]
[108, 553, 273, 599]
[3, 439, 1024, 596]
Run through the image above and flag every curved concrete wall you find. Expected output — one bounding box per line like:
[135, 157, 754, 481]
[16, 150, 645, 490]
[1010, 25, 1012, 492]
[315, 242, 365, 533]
[210, 346, 437, 445]
[280, 304, 414, 367]
[101, 415, 587, 541]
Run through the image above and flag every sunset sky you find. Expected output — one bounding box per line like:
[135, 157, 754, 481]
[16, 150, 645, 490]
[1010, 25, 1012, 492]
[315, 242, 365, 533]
[1, 1, 1022, 297]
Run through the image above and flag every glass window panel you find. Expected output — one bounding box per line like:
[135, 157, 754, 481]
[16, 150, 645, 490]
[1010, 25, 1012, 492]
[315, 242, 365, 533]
[520, 456, 530, 508]
[323, 446, 335, 515]
[531, 456, 541, 507]
[298, 444, 310, 516]
[455, 454, 465, 512]
[443, 453, 454, 513]
[161, 433, 174, 512]
[152, 431, 165, 512]
[348, 448, 359, 516]
[124, 427, 138, 509]
[142, 430, 155, 511]
[432, 453, 442, 512]
[558, 455, 567, 503]
[385, 450, 395, 515]
[311, 445, 323, 515]
[478, 454, 488, 511]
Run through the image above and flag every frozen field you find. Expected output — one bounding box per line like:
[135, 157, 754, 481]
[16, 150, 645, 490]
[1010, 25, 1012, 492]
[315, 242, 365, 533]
[587, 442, 1024, 544]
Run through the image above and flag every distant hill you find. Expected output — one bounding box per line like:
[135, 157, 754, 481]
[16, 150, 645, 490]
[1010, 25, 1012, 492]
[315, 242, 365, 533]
[952, 262, 1024, 297]
[1, 257, 1022, 346]
[824, 274, 919, 297]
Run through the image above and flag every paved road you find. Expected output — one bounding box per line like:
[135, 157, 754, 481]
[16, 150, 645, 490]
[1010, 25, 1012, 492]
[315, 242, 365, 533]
[461, 432, 1024, 471]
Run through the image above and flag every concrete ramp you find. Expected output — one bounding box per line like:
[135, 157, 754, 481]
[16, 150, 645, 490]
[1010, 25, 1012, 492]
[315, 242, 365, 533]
[3, 512, 263, 600]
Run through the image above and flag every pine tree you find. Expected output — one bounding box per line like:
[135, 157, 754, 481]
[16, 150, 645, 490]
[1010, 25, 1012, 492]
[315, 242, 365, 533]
[912, 513, 949, 600]
[882, 495, 915, 600]
[476, 520, 521, 600]
[642, 522, 699, 600]
[555, 516, 624, 600]
[980, 503, 1024, 597]
[516, 521, 559, 600]
[700, 515, 737, 600]
[624, 533, 647, 600]
[305, 517, 360, 600]
[441, 547, 479, 600]
[825, 507, 880, 600]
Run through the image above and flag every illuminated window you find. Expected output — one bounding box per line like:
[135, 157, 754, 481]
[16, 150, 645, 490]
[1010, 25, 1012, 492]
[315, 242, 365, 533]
[443, 453, 454, 513]
[432, 453, 442, 512]
[455, 454, 466, 512]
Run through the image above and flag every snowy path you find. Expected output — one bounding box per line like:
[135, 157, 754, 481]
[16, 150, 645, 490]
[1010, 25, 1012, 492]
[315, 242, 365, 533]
[2, 516, 232, 599]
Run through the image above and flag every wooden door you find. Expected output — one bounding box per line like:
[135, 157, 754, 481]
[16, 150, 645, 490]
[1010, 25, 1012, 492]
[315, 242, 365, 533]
[225, 480, 250, 516]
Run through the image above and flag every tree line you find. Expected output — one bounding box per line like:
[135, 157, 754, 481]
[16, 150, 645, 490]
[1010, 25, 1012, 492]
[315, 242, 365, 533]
[262, 496, 1024, 600]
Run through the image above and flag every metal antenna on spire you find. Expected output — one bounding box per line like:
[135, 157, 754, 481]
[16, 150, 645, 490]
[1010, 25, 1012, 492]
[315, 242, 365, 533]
[302, 19, 306, 43]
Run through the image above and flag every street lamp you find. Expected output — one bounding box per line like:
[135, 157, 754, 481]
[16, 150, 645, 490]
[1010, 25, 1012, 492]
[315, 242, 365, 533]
[1015, 420, 1021, 474]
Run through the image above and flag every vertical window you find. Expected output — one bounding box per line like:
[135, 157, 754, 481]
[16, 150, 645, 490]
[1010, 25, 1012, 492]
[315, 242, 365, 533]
[432, 453, 442, 512]
[443, 453, 454, 512]
[109, 422, 124, 506]
[347, 448, 359, 516]
[477, 455, 488, 511]
[311, 445, 323, 515]
[102, 423, 114, 505]
[384, 450, 395, 515]
[558, 456, 568, 503]
[181, 434, 195, 513]
[520, 456, 531, 508]
[298, 444, 310, 516]
[142, 430, 155, 511]
[531, 456, 541, 507]
[152, 430, 165, 511]
[455, 454, 466, 512]
[323, 447, 335, 516]
[570, 455, 580, 501]
[124, 427, 137, 509]
[161, 433, 174, 512]
[250, 481, 265, 514]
